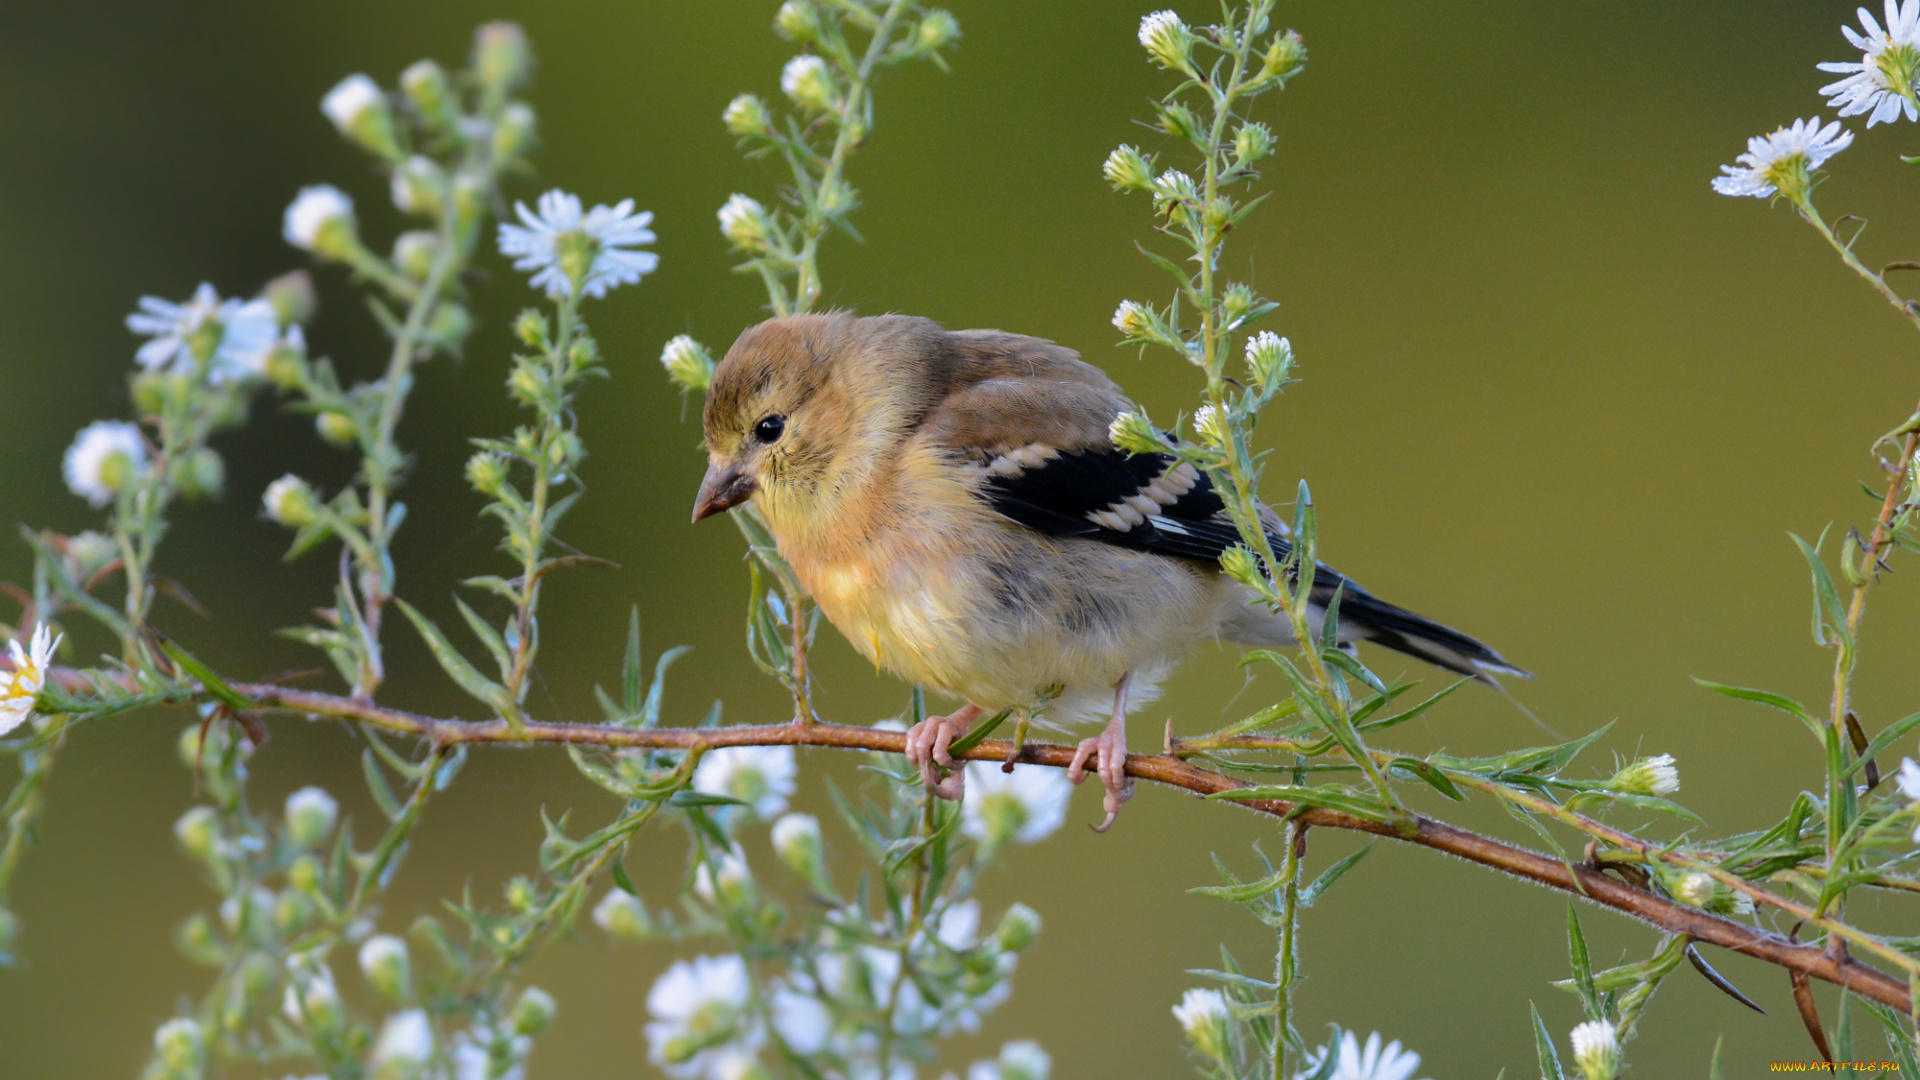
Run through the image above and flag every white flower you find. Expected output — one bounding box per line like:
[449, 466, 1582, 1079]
[1609, 753, 1679, 797]
[0, 624, 57, 737]
[1712, 117, 1853, 199]
[390, 155, 446, 215]
[1897, 756, 1920, 801]
[283, 185, 356, 253]
[593, 888, 651, 940]
[281, 958, 341, 1027]
[661, 335, 717, 394]
[1245, 331, 1293, 388]
[1138, 10, 1192, 69]
[1672, 870, 1716, 908]
[358, 934, 410, 1000]
[935, 900, 980, 949]
[322, 74, 383, 132]
[1172, 989, 1230, 1060]
[262, 474, 320, 529]
[496, 189, 659, 299]
[1192, 404, 1229, 447]
[693, 847, 753, 904]
[152, 1017, 204, 1071]
[770, 985, 832, 1054]
[645, 954, 759, 1080]
[1569, 1019, 1620, 1080]
[961, 762, 1070, 846]
[372, 1008, 435, 1066]
[1292, 1030, 1428, 1080]
[126, 282, 279, 382]
[770, 812, 823, 878]
[780, 55, 836, 112]
[693, 744, 797, 819]
[63, 421, 147, 507]
[1112, 299, 1152, 336]
[1820, 0, 1920, 127]
[717, 194, 773, 254]
[451, 1030, 530, 1080]
[972, 1041, 1050, 1080]
[285, 785, 339, 847]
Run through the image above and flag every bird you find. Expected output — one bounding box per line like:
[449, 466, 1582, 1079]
[691, 312, 1525, 830]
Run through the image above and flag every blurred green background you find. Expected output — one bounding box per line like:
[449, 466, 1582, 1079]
[2, 0, 1918, 1074]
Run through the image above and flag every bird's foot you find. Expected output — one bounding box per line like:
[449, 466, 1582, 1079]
[905, 703, 982, 801]
[1068, 717, 1134, 833]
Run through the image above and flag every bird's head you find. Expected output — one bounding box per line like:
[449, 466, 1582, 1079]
[693, 313, 945, 529]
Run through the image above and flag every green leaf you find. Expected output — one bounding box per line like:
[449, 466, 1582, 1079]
[1567, 903, 1602, 1022]
[945, 708, 1011, 758]
[1321, 647, 1389, 699]
[1530, 1002, 1566, 1080]
[1207, 784, 1394, 822]
[361, 749, 402, 821]
[1861, 1000, 1920, 1072]
[622, 607, 642, 715]
[453, 596, 513, 683]
[641, 646, 692, 728]
[669, 790, 746, 808]
[1387, 757, 1464, 801]
[1189, 864, 1290, 903]
[155, 638, 252, 714]
[1791, 530, 1849, 647]
[1359, 678, 1466, 731]
[1186, 968, 1277, 992]
[610, 858, 639, 897]
[1848, 709, 1920, 778]
[1707, 1036, 1726, 1080]
[1298, 843, 1371, 907]
[1693, 678, 1820, 736]
[395, 598, 514, 714]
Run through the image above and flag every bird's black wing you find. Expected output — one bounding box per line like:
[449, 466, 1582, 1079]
[974, 445, 1528, 680]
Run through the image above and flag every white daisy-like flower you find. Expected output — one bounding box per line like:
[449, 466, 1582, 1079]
[1712, 117, 1854, 199]
[1172, 989, 1230, 1059]
[961, 761, 1070, 846]
[780, 55, 836, 112]
[1192, 404, 1229, 447]
[770, 812, 823, 876]
[372, 1008, 436, 1066]
[592, 887, 649, 939]
[693, 744, 797, 819]
[283, 185, 356, 253]
[1609, 753, 1679, 797]
[1820, 0, 1920, 127]
[450, 1028, 530, 1080]
[1, 625, 57, 738]
[358, 934, 410, 999]
[262, 474, 319, 529]
[284, 785, 338, 846]
[1897, 756, 1920, 801]
[496, 189, 659, 299]
[322, 74, 383, 132]
[971, 1041, 1050, 1080]
[1138, 10, 1192, 70]
[126, 283, 280, 382]
[63, 421, 147, 507]
[717, 193, 773, 254]
[693, 847, 753, 906]
[645, 954, 760, 1080]
[769, 984, 832, 1054]
[1569, 1019, 1620, 1080]
[1112, 299, 1152, 337]
[1292, 1030, 1428, 1080]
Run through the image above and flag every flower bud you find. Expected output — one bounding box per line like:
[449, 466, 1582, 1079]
[915, 10, 960, 51]
[718, 194, 774, 254]
[1153, 168, 1200, 207]
[65, 530, 118, 581]
[773, 1, 821, 42]
[1234, 121, 1274, 165]
[273, 888, 313, 935]
[451, 169, 490, 240]
[514, 309, 551, 347]
[815, 175, 854, 216]
[400, 59, 458, 132]
[722, 93, 774, 139]
[510, 985, 556, 1035]
[288, 854, 324, 895]
[263, 328, 310, 391]
[1258, 30, 1308, 84]
[567, 333, 601, 372]
[322, 74, 402, 161]
[505, 875, 537, 912]
[997, 1041, 1051, 1080]
[474, 22, 532, 93]
[282, 958, 343, 1030]
[466, 452, 511, 497]
[315, 411, 356, 447]
[1108, 410, 1168, 455]
[660, 335, 716, 394]
[1218, 546, 1264, 590]
[359, 934, 412, 1003]
[1244, 331, 1293, 393]
[371, 1008, 435, 1071]
[508, 363, 548, 407]
[283, 185, 358, 261]
[176, 912, 224, 966]
[771, 813, 824, 882]
[1608, 753, 1678, 797]
[1569, 1019, 1620, 1080]
[426, 301, 471, 348]
[1112, 300, 1154, 339]
[994, 902, 1042, 953]
[390, 156, 447, 216]
[1171, 989, 1229, 1062]
[1157, 101, 1201, 145]
[178, 447, 225, 499]
[284, 785, 339, 848]
[592, 888, 653, 941]
[492, 102, 537, 165]
[262, 475, 320, 529]
[174, 806, 221, 863]
[1192, 404, 1229, 447]
[1221, 283, 1256, 326]
[1138, 10, 1193, 70]
[221, 886, 275, 938]
[261, 270, 318, 327]
[152, 1017, 204, 1076]
[1102, 144, 1155, 192]
[780, 55, 837, 113]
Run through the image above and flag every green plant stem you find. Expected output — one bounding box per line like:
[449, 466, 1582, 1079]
[0, 720, 66, 905]
[1270, 821, 1302, 1080]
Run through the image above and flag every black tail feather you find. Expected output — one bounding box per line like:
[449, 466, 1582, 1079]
[1332, 586, 1528, 683]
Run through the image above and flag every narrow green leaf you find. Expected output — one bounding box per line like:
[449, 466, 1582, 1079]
[945, 708, 1012, 758]
[1387, 757, 1465, 801]
[669, 790, 746, 808]
[1186, 968, 1277, 992]
[641, 646, 692, 728]
[1298, 843, 1372, 907]
[1693, 678, 1820, 736]
[361, 750, 402, 821]
[622, 607, 642, 715]
[1567, 903, 1602, 1022]
[1707, 1036, 1726, 1080]
[610, 859, 639, 897]
[1359, 678, 1466, 731]
[395, 598, 513, 714]
[1189, 865, 1289, 903]
[453, 596, 513, 683]
[1530, 1002, 1566, 1080]
[1791, 531, 1848, 647]
[156, 638, 251, 714]
[1321, 647, 1389, 698]
[1207, 784, 1393, 821]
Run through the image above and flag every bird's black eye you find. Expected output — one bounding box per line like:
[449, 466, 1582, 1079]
[753, 414, 787, 444]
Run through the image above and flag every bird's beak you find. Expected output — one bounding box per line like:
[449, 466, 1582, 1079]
[692, 461, 757, 523]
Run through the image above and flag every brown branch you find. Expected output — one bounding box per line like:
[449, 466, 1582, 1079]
[63, 675, 1875, 1012]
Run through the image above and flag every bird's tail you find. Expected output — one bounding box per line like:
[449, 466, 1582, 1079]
[1333, 587, 1528, 684]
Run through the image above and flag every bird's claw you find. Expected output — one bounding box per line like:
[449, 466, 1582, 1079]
[905, 705, 980, 801]
[1068, 725, 1134, 832]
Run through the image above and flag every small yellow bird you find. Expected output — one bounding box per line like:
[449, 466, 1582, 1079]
[693, 313, 1524, 829]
